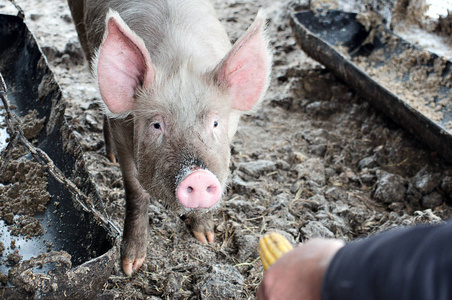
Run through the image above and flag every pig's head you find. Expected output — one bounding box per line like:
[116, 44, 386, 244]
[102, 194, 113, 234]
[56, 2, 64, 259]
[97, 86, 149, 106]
[94, 10, 272, 214]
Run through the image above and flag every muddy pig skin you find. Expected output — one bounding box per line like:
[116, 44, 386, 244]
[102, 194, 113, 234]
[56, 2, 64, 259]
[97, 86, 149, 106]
[67, 0, 272, 275]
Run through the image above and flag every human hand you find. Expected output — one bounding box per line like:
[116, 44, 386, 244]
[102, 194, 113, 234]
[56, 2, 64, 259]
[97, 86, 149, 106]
[257, 238, 345, 300]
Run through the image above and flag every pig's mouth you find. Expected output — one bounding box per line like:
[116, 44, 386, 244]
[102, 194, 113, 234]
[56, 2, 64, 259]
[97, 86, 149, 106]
[175, 167, 222, 210]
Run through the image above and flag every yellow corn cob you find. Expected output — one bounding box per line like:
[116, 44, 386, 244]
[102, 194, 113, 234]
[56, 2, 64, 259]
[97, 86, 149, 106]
[258, 232, 293, 271]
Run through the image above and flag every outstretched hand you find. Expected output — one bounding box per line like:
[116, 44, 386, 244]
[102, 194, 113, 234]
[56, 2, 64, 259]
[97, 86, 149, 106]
[257, 238, 345, 300]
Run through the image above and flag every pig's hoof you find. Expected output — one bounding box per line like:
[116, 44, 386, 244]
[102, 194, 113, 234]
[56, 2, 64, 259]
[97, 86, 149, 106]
[193, 230, 215, 244]
[122, 256, 145, 276]
[106, 153, 116, 163]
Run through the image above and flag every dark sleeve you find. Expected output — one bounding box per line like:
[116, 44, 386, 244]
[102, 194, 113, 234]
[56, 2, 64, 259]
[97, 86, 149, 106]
[322, 221, 452, 300]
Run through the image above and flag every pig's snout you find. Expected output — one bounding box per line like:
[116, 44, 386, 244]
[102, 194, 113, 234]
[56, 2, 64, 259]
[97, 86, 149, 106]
[176, 170, 221, 209]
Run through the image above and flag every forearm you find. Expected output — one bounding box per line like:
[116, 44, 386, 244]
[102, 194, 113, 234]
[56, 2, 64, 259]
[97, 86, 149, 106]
[322, 222, 452, 300]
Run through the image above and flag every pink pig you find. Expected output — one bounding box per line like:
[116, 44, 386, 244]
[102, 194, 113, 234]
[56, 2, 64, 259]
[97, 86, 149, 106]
[68, 0, 272, 275]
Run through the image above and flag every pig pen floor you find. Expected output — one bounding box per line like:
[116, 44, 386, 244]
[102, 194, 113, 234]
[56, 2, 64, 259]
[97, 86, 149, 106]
[3, 0, 452, 298]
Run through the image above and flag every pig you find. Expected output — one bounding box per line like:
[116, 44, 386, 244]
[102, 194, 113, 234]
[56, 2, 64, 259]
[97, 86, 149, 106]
[67, 0, 272, 276]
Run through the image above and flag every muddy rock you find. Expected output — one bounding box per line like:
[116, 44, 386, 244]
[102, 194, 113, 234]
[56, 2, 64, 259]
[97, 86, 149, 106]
[194, 264, 244, 299]
[6, 252, 22, 266]
[441, 176, 452, 194]
[2, 212, 14, 225]
[406, 183, 423, 208]
[10, 215, 44, 237]
[268, 216, 299, 237]
[295, 157, 326, 185]
[226, 197, 261, 215]
[300, 220, 335, 239]
[163, 272, 186, 298]
[358, 155, 378, 170]
[373, 172, 407, 203]
[421, 191, 443, 208]
[413, 166, 442, 194]
[235, 234, 259, 262]
[308, 142, 327, 157]
[63, 42, 85, 65]
[413, 209, 443, 224]
[0, 273, 7, 285]
[238, 160, 277, 178]
[20, 110, 46, 140]
[230, 172, 266, 196]
[275, 159, 291, 171]
[41, 42, 85, 66]
[436, 13, 452, 36]
[359, 169, 377, 184]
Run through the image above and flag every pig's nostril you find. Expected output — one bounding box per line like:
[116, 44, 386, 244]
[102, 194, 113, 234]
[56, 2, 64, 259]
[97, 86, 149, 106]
[187, 186, 193, 193]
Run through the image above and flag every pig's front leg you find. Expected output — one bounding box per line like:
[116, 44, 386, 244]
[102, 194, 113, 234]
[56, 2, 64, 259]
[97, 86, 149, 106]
[118, 154, 149, 276]
[103, 115, 116, 163]
[188, 212, 215, 244]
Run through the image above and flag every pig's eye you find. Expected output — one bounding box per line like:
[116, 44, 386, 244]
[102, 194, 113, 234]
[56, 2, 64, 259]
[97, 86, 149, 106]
[150, 115, 164, 135]
[213, 121, 219, 128]
[150, 119, 163, 133]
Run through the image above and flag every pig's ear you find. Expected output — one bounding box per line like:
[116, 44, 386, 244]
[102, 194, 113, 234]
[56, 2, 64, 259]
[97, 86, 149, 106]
[95, 10, 155, 116]
[215, 11, 272, 112]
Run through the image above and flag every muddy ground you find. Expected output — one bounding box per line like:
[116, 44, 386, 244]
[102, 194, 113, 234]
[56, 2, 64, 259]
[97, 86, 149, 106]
[1, 0, 452, 299]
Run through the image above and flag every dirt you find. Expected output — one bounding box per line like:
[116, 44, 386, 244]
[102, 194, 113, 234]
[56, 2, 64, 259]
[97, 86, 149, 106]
[0, 109, 49, 239]
[0, 156, 50, 221]
[436, 12, 452, 36]
[349, 13, 452, 126]
[392, 0, 429, 27]
[391, 0, 452, 60]
[6, 251, 22, 267]
[355, 47, 450, 123]
[19, 109, 46, 140]
[1, 0, 452, 299]
[8, 250, 72, 292]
